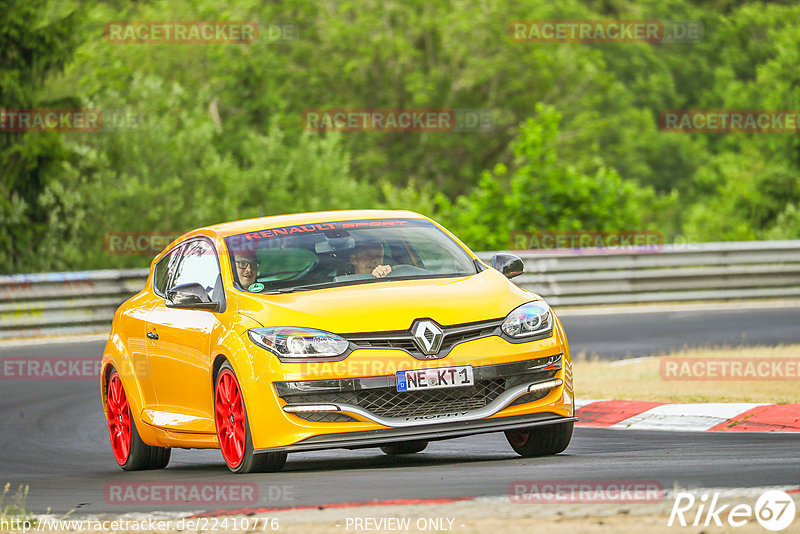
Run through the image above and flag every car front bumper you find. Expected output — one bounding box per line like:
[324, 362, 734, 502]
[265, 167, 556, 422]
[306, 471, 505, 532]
[276, 354, 564, 427]
[244, 319, 574, 451]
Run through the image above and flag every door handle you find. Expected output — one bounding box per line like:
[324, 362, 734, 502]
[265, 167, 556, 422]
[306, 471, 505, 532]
[147, 332, 159, 340]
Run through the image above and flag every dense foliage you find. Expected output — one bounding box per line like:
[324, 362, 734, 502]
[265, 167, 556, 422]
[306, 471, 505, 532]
[2, 0, 800, 273]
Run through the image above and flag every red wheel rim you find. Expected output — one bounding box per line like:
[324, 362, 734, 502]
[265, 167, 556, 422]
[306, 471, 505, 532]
[506, 429, 530, 447]
[215, 369, 247, 469]
[106, 372, 132, 465]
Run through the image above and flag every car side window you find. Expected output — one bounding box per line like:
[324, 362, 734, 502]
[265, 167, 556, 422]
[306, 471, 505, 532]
[153, 245, 184, 297]
[170, 239, 221, 294]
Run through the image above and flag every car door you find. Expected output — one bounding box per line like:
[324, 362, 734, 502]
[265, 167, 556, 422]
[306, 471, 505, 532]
[144, 238, 222, 433]
[133, 243, 185, 412]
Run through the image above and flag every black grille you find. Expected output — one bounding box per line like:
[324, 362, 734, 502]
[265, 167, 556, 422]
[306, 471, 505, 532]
[349, 338, 418, 352]
[280, 370, 556, 420]
[508, 388, 551, 406]
[440, 325, 499, 348]
[344, 318, 502, 357]
[294, 412, 359, 423]
[358, 378, 506, 418]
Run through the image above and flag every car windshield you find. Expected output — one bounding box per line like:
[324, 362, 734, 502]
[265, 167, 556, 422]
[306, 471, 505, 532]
[224, 218, 478, 293]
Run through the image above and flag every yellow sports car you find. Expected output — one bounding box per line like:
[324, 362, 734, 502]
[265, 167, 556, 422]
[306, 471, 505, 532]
[101, 210, 575, 473]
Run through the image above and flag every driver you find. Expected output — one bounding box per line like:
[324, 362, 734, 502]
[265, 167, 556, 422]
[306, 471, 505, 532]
[349, 241, 392, 278]
[234, 250, 259, 288]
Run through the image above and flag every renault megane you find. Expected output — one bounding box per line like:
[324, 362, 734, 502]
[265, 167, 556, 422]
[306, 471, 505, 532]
[101, 210, 575, 473]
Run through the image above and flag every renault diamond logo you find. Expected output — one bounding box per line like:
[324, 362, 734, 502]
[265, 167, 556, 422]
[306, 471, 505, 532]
[411, 320, 444, 354]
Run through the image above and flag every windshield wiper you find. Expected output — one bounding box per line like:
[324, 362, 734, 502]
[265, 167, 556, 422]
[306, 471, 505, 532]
[261, 287, 303, 294]
[261, 282, 339, 294]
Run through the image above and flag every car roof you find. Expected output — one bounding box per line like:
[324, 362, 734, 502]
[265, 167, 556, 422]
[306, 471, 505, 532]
[206, 209, 427, 238]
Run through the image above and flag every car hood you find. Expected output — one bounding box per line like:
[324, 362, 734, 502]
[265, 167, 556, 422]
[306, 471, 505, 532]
[235, 268, 537, 333]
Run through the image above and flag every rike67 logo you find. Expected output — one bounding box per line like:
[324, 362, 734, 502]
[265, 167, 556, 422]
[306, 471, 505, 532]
[669, 490, 796, 531]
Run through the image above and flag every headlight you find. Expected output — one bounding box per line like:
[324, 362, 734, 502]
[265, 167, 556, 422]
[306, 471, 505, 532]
[247, 327, 349, 360]
[501, 301, 553, 338]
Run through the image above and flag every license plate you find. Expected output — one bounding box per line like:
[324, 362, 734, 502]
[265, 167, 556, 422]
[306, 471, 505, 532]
[396, 365, 474, 392]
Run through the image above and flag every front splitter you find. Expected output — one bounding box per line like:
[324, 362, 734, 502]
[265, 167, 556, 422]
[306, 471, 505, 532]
[254, 412, 577, 454]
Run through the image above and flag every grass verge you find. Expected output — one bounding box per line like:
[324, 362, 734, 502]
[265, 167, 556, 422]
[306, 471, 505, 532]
[0, 484, 36, 529]
[574, 344, 799, 403]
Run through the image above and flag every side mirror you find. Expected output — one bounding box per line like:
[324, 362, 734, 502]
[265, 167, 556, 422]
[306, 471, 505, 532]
[166, 283, 219, 311]
[491, 253, 524, 279]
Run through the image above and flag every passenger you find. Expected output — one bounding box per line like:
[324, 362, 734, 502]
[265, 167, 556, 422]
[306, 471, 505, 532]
[349, 242, 392, 278]
[234, 251, 259, 288]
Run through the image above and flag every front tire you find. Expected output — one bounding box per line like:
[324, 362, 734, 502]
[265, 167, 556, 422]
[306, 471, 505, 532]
[106, 369, 170, 471]
[505, 422, 573, 457]
[380, 440, 428, 455]
[214, 361, 287, 473]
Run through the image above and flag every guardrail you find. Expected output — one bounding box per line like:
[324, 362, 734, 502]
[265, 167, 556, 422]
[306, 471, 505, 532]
[478, 240, 800, 306]
[2, 240, 799, 339]
[0, 269, 148, 339]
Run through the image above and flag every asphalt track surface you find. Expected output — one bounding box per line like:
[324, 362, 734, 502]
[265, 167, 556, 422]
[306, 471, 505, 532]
[561, 304, 800, 358]
[1, 305, 799, 514]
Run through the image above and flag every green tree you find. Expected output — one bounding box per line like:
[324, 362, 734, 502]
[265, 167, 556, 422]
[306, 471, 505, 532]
[442, 105, 659, 250]
[46, 75, 376, 270]
[0, 0, 83, 272]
